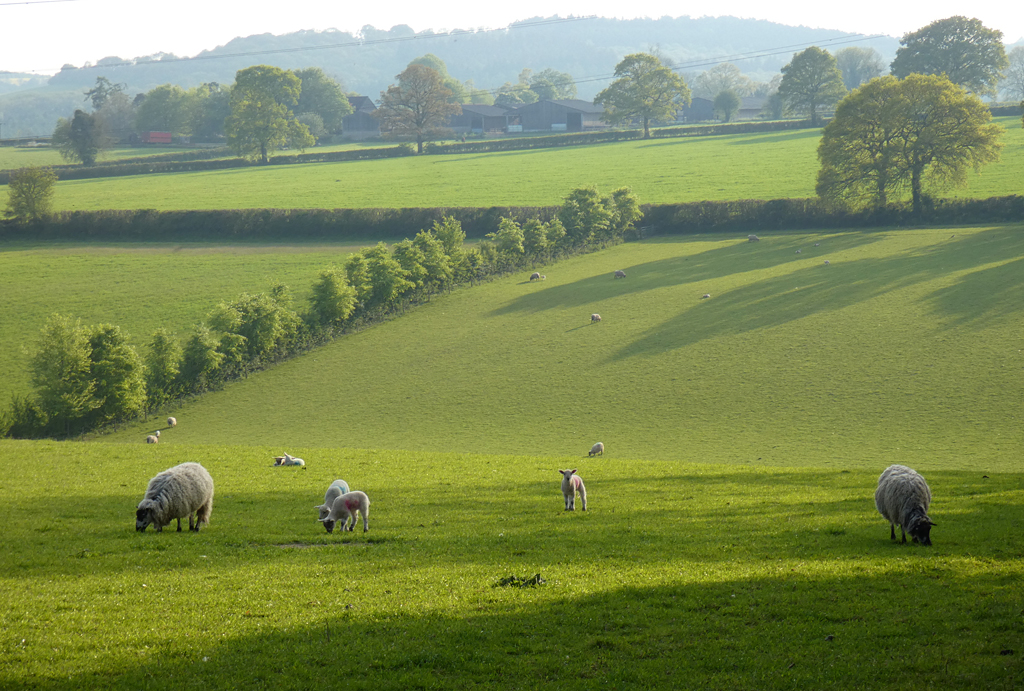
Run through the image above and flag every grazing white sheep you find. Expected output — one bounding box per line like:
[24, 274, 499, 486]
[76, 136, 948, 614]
[319, 491, 370, 532]
[823, 260, 830, 266]
[748, 235, 760, 242]
[559, 469, 587, 511]
[167, 417, 177, 428]
[589, 442, 604, 457]
[273, 453, 305, 467]
[814, 243, 820, 247]
[796, 249, 802, 254]
[875, 465, 935, 546]
[145, 434, 158, 444]
[701, 293, 711, 299]
[315, 479, 351, 533]
[591, 314, 601, 323]
[614, 270, 626, 279]
[530, 272, 541, 281]
[136, 462, 214, 533]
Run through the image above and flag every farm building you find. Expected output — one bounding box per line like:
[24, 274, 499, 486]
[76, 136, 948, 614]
[512, 99, 607, 133]
[738, 96, 768, 120]
[449, 104, 514, 134]
[677, 97, 715, 122]
[343, 96, 380, 140]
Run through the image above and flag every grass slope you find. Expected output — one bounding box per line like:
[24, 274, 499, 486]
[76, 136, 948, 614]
[8, 117, 1021, 210]
[103, 226, 1024, 472]
[0, 441, 1021, 689]
[0, 241, 386, 397]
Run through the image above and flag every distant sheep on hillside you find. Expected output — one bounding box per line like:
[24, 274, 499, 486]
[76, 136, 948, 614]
[591, 314, 601, 323]
[614, 270, 626, 279]
[748, 235, 760, 242]
[167, 417, 177, 428]
[530, 272, 541, 281]
[589, 442, 604, 457]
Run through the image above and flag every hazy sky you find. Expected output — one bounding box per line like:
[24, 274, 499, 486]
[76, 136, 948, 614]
[2, 0, 1021, 75]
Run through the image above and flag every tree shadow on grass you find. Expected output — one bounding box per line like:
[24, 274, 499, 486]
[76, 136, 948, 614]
[606, 225, 1023, 361]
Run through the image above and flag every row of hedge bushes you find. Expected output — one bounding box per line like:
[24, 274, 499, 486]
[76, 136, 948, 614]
[4, 195, 1020, 243]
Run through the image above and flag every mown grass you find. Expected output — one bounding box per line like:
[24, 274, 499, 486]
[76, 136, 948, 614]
[0, 441, 1020, 690]
[0, 241, 394, 397]
[0, 145, 206, 170]
[100, 225, 1024, 472]
[6, 117, 1021, 210]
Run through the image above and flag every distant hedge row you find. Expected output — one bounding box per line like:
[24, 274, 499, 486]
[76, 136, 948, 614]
[4, 195, 1020, 243]
[0, 206, 560, 241]
[642, 195, 1024, 234]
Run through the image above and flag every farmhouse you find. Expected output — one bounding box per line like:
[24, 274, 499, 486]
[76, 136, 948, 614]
[738, 96, 768, 121]
[449, 104, 514, 135]
[512, 99, 607, 133]
[343, 96, 380, 140]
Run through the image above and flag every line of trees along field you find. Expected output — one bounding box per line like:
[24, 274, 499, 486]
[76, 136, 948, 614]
[0, 186, 642, 439]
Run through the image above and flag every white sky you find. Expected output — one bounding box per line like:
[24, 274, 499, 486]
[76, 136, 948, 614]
[2, 0, 1021, 75]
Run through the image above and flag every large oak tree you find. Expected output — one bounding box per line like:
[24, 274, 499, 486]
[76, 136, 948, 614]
[374, 64, 461, 153]
[594, 53, 691, 139]
[890, 16, 1008, 96]
[777, 46, 846, 127]
[225, 65, 314, 163]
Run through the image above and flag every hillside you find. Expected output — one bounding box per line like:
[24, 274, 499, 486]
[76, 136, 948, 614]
[102, 227, 1024, 472]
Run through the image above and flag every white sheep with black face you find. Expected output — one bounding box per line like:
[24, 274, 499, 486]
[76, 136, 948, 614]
[136, 462, 214, 533]
[559, 469, 587, 511]
[875, 465, 935, 546]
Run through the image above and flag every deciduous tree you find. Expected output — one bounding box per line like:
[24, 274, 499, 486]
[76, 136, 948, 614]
[4, 166, 57, 221]
[817, 74, 1003, 213]
[30, 314, 99, 436]
[713, 89, 741, 122]
[145, 329, 182, 411]
[135, 84, 188, 135]
[890, 16, 1008, 96]
[52, 109, 106, 165]
[308, 268, 357, 327]
[835, 47, 885, 90]
[294, 67, 353, 133]
[375, 64, 462, 153]
[86, 324, 146, 426]
[594, 53, 691, 138]
[225, 65, 314, 163]
[778, 47, 847, 127]
[998, 47, 1024, 100]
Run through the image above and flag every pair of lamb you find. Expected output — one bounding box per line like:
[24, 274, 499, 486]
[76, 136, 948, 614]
[529, 272, 547, 281]
[273, 453, 305, 467]
[315, 479, 370, 533]
[144, 418, 178, 444]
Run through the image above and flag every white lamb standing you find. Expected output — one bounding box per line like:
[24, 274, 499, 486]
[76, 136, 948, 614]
[614, 270, 626, 279]
[875, 465, 935, 546]
[319, 491, 371, 532]
[145, 434, 158, 444]
[591, 314, 601, 323]
[167, 417, 177, 428]
[559, 469, 587, 511]
[589, 442, 604, 457]
[315, 479, 351, 533]
[136, 462, 214, 533]
[748, 234, 760, 242]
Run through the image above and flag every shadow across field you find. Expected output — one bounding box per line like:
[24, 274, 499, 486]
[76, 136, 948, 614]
[28, 568, 1022, 690]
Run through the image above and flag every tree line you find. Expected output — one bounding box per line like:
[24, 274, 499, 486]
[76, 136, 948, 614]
[0, 186, 642, 439]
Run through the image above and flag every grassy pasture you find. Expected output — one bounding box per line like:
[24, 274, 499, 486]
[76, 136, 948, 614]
[0, 145, 205, 170]
[0, 241, 393, 397]
[8, 116, 1021, 211]
[101, 226, 1024, 473]
[0, 441, 1021, 689]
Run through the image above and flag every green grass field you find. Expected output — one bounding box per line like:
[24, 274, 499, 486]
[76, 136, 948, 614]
[1, 441, 1021, 689]
[96, 226, 1024, 473]
[0, 241, 391, 397]
[4, 117, 1020, 210]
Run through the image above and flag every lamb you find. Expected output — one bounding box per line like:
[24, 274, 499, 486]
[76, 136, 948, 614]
[559, 469, 587, 511]
[591, 314, 601, 323]
[701, 293, 711, 299]
[319, 490, 370, 532]
[589, 442, 604, 457]
[614, 270, 626, 279]
[145, 434, 158, 444]
[748, 235, 760, 242]
[875, 465, 935, 546]
[530, 272, 541, 281]
[823, 260, 830, 266]
[315, 479, 351, 533]
[796, 249, 802, 254]
[136, 462, 214, 533]
[273, 453, 305, 467]
[167, 417, 177, 427]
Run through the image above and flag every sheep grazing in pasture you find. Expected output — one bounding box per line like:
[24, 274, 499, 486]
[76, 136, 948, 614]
[167, 417, 177, 427]
[589, 442, 604, 457]
[824, 260, 830, 266]
[875, 465, 935, 546]
[136, 462, 214, 533]
[614, 270, 627, 279]
[273, 453, 305, 467]
[591, 314, 601, 323]
[701, 293, 711, 299]
[540, 275, 546, 280]
[319, 490, 371, 532]
[795, 249, 802, 254]
[814, 243, 820, 247]
[315, 479, 351, 533]
[748, 235, 760, 242]
[530, 272, 542, 281]
[559, 469, 587, 511]
[145, 434, 158, 444]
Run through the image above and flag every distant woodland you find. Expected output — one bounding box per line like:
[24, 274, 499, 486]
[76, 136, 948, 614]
[2, 15, 902, 138]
